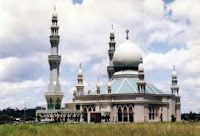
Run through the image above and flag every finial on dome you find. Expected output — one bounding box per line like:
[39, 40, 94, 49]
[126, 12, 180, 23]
[52, 5, 58, 18]
[111, 24, 113, 29]
[126, 29, 129, 40]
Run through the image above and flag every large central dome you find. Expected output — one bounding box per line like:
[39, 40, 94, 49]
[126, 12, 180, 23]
[113, 39, 142, 68]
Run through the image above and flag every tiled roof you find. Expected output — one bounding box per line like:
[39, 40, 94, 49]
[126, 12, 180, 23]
[91, 77, 164, 95]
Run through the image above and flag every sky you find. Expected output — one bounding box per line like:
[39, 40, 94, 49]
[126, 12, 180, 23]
[1, 0, 200, 113]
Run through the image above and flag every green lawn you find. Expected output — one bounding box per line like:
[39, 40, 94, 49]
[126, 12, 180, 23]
[0, 122, 200, 136]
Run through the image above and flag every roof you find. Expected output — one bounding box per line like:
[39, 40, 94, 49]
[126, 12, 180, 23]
[91, 77, 164, 95]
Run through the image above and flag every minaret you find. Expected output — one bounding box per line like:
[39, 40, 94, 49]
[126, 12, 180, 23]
[137, 63, 146, 93]
[88, 84, 91, 94]
[96, 79, 100, 94]
[171, 65, 179, 96]
[45, 7, 63, 110]
[73, 87, 77, 102]
[107, 80, 112, 94]
[76, 63, 84, 96]
[107, 25, 116, 80]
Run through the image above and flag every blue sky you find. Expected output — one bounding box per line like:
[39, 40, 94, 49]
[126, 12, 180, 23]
[1, 0, 200, 113]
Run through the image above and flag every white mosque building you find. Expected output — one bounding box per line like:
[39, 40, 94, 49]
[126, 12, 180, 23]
[36, 8, 181, 123]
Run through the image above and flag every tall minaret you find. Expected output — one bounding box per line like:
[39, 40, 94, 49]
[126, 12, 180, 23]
[76, 63, 84, 96]
[45, 7, 63, 110]
[171, 65, 179, 96]
[137, 63, 146, 93]
[107, 25, 116, 80]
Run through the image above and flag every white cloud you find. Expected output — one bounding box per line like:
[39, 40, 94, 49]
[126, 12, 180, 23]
[180, 77, 200, 113]
[143, 48, 189, 72]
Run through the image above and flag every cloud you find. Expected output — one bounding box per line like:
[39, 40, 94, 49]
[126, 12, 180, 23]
[143, 48, 189, 72]
[0, 52, 48, 82]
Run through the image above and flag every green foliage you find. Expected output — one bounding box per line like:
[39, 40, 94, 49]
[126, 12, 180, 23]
[0, 123, 200, 136]
[0, 107, 45, 123]
[182, 111, 200, 122]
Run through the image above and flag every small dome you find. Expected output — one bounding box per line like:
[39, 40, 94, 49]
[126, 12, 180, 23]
[113, 40, 142, 67]
[110, 29, 114, 35]
[78, 68, 83, 76]
[78, 63, 83, 76]
[172, 70, 177, 78]
[107, 81, 112, 88]
[110, 24, 114, 35]
[96, 83, 100, 88]
[52, 9, 57, 18]
[88, 84, 91, 94]
[172, 65, 177, 78]
[138, 63, 144, 72]
[96, 80, 100, 88]
[73, 87, 77, 94]
[88, 85, 92, 91]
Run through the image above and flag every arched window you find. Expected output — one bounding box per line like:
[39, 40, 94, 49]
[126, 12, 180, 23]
[83, 107, 88, 122]
[88, 107, 92, 111]
[118, 106, 122, 122]
[129, 106, 134, 122]
[123, 106, 128, 122]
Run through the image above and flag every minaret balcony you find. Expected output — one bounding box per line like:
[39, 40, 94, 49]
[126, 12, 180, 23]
[137, 80, 146, 85]
[108, 50, 115, 54]
[171, 86, 179, 90]
[51, 25, 59, 29]
[50, 35, 60, 39]
[107, 66, 114, 71]
[48, 55, 61, 62]
[109, 41, 116, 44]
[45, 91, 64, 97]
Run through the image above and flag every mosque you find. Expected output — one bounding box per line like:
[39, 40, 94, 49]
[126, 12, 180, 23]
[36, 8, 181, 123]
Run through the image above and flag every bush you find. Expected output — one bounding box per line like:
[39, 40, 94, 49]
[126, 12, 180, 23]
[171, 114, 176, 122]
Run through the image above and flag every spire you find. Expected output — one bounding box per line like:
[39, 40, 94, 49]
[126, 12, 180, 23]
[76, 63, 84, 96]
[171, 65, 179, 96]
[137, 63, 146, 93]
[96, 78, 100, 94]
[52, 5, 58, 18]
[51, 6, 59, 37]
[73, 86, 77, 102]
[107, 80, 112, 94]
[110, 24, 115, 41]
[88, 84, 91, 94]
[107, 24, 116, 80]
[126, 29, 129, 40]
[78, 63, 83, 77]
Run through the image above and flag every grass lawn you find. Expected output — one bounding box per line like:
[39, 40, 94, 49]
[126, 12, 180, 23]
[0, 122, 200, 136]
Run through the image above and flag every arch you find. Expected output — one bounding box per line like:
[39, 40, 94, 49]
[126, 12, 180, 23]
[92, 106, 95, 111]
[83, 107, 88, 122]
[129, 105, 133, 114]
[123, 105, 128, 113]
[129, 105, 134, 122]
[88, 106, 92, 112]
[123, 106, 128, 122]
